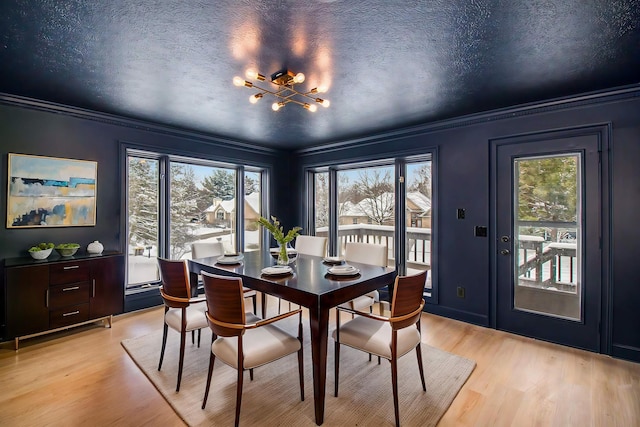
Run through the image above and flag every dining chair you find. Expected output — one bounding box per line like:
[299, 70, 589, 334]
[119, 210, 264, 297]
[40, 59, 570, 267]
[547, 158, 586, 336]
[201, 271, 305, 427]
[294, 235, 328, 257]
[340, 242, 388, 314]
[191, 241, 257, 314]
[157, 257, 209, 392]
[333, 270, 427, 427]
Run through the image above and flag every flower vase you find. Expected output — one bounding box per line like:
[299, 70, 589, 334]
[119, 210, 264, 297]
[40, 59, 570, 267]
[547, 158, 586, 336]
[277, 242, 297, 265]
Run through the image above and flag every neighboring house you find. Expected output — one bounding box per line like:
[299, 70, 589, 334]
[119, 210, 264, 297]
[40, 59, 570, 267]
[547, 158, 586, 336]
[338, 191, 431, 228]
[406, 191, 431, 228]
[203, 192, 261, 227]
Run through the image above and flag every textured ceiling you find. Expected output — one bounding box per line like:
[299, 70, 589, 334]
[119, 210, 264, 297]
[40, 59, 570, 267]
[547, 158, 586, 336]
[1, 0, 639, 149]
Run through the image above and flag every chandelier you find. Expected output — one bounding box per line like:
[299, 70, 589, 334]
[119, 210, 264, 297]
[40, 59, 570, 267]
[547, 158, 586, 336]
[233, 68, 330, 112]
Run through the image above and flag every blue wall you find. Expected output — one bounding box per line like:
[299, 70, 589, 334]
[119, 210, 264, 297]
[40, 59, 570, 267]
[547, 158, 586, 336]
[293, 89, 640, 363]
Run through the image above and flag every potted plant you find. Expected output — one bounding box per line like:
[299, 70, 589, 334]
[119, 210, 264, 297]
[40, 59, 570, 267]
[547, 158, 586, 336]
[257, 216, 301, 265]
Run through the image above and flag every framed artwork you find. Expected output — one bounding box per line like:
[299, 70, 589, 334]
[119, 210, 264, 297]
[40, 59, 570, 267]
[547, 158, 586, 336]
[7, 153, 97, 228]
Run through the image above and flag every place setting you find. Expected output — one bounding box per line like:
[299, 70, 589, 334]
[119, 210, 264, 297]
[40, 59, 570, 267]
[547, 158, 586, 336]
[325, 263, 360, 279]
[261, 265, 294, 277]
[215, 253, 244, 265]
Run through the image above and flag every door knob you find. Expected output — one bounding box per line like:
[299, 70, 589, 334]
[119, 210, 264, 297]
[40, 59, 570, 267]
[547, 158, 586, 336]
[500, 249, 511, 255]
[501, 236, 510, 243]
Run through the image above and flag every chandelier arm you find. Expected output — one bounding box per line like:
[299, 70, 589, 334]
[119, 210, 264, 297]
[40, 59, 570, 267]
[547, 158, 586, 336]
[246, 83, 281, 97]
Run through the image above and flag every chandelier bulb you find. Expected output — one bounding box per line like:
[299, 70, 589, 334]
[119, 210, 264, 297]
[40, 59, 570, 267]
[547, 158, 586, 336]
[272, 101, 284, 111]
[233, 76, 244, 87]
[293, 72, 305, 84]
[304, 103, 317, 112]
[315, 98, 330, 108]
[246, 69, 265, 81]
[249, 93, 263, 104]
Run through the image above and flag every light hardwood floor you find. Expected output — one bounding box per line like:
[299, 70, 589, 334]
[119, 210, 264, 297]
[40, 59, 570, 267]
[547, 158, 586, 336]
[1, 298, 639, 426]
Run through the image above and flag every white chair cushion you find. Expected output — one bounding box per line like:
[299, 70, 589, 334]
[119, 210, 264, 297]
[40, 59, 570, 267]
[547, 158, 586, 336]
[212, 314, 301, 370]
[332, 316, 420, 360]
[165, 301, 208, 332]
[339, 291, 379, 311]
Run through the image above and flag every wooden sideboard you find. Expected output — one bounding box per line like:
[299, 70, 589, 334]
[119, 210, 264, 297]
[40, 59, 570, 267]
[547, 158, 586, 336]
[3, 251, 124, 349]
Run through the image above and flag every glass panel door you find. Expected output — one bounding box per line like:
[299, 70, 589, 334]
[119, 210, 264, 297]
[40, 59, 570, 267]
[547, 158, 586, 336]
[513, 155, 581, 320]
[495, 132, 602, 351]
[406, 160, 433, 296]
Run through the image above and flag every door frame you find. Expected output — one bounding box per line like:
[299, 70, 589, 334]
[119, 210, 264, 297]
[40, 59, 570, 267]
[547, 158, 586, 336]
[489, 124, 611, 353]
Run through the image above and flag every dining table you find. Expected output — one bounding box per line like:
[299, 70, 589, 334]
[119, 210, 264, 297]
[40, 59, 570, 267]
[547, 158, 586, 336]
[187, 249, 396, 425]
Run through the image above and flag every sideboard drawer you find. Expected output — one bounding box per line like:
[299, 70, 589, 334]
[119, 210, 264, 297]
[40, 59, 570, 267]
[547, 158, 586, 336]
[49, 303, 90, 329]
[49, 263, 91, 285]
[49, 281, 91, 309]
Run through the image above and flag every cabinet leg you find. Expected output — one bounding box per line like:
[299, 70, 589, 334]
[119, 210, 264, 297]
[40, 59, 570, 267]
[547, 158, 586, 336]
[105, 315, 113, 328]
[14, 338, 19, 351]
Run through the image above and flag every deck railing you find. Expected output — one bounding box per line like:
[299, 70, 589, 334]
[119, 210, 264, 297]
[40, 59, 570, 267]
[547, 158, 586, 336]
[316, 224, 432, 268]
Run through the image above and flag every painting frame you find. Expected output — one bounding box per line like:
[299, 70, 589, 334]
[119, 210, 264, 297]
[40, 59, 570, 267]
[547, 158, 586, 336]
[7, 153, 97, 228]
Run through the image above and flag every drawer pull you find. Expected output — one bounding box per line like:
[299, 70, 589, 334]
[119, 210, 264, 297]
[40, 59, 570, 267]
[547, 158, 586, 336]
[63, 265, 80, 270]
[63, 310, 80, 317]
[63, 286, 80, 292]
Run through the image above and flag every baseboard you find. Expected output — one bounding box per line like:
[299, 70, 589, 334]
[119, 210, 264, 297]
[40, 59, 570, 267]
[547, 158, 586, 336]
[423, 304, 489, 327]
[611, 343, 640, 364]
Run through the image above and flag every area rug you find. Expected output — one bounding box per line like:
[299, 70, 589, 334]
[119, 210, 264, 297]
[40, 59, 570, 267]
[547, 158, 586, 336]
[121, 320, 475, 426]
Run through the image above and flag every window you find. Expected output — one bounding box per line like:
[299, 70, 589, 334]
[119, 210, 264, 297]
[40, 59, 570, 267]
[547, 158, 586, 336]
[244, 170, 263, 252]
[125, 149, 266, 293]
[307, 154, 434, 302]
[127, 156, 160, 287]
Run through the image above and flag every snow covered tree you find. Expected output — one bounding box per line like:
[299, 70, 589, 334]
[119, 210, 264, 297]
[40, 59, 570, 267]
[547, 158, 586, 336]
[353, 169, 395, 225]
[128, 157, 158, 248]
[197, 169, 236, 211]
[169, 164, 201, 259]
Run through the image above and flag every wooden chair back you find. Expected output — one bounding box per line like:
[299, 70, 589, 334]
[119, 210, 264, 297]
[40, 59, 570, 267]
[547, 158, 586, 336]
[202, 272, 246, 338]
[390, 270, 427, 329]
[191, 241, 225, 259]
[344, 242, 387, 267]
[157, 258, 191, 308]
[295, 235, 327, 257]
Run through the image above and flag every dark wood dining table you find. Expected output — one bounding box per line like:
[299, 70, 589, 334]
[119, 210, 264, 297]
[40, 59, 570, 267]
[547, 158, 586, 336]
[187, 249, 396, 425]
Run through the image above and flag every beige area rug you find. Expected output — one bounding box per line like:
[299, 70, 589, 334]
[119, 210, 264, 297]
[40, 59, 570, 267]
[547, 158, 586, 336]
[122, 320, 475, 427]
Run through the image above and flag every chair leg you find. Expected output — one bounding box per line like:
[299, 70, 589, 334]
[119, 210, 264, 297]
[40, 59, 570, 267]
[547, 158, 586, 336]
[197, 329, 202, 347]
[297, 320, 305, 401]
[334, 341, 340, 397]
[191, 329, 195, 345]
[235, 367, 244, 427]
[176, 329, 186, 392]
[249, 368, 254, 381]
[415, 344, 426, 391]
[391, 357, 400, 427]
[252, 294, 257, 314]
[158, 322, 169, 371]
[201, 352, 216, 409]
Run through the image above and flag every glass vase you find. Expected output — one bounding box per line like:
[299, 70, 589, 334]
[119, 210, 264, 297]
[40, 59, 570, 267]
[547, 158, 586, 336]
[277, 242, 297, 265]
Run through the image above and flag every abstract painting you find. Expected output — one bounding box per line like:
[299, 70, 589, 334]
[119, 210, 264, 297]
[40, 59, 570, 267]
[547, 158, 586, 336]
[7, 153, 97, 228]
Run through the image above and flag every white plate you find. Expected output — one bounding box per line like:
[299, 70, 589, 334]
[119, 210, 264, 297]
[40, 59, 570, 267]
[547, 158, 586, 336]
[261, 266, 293, 276]
[327, 265, 360, 276]
[216, 254, 244, 264]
